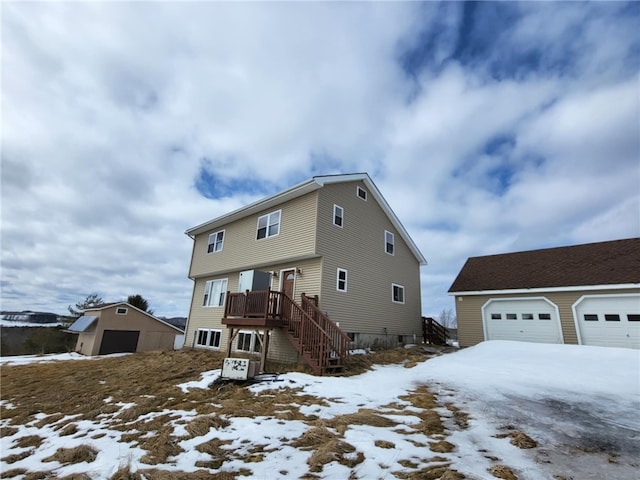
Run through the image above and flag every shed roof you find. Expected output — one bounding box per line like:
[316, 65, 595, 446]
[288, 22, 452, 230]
[67, 315, 98, 333]
[185, 173, 427, 265]
[449, 237, 640, 293]
[82, 303, 184, 333]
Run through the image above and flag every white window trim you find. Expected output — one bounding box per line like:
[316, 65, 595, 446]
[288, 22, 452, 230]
[333, 204, 344, 228]
[203, 278, 228, 307]
[392, 283, 405, 304]
[116, 307, 128, 315]
[357, 186, 367, 201]
[195, 328, 222, 349]
[236, 331, 263, 353]
[385, 230, 395, 256]
[256, 209, 282, 240]
[207, 230, 225, 254]
[337, 268, 348, 292]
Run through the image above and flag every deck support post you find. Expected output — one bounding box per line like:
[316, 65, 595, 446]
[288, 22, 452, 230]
[260, 328, 271, 373]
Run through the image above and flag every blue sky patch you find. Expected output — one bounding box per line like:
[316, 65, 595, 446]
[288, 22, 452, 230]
[194, 159, 271, 200]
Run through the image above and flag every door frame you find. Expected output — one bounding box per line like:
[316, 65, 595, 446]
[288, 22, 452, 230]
[280, 268, 296, 298]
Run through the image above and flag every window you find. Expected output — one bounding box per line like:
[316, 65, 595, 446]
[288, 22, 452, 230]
[196, 329, 221, 349]
[522, 313, 534, 320]
[506, 313, 517, 320]
[628, 314, 640, 322]
[538, 313, 552, 320]
[605, 314, 620, 322]
[116, 308, 128, 315]
[333, 205, 344, 227]
[337, 268, 348, 292]
[203, 278, 228, 307]
[207, 230, 224, 253]
[584, 314, 599, 321]
[392, 284, 405, 304]
[491, 313, 502, 320]
[385, 230, 395, 255]
[236, 331, 263, 353]
[357, 186, 367, 201]
[257, 210, 281, 240]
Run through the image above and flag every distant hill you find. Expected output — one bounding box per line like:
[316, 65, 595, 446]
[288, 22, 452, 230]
[1, 311, 61, 325]
[160, 317, 187, 330]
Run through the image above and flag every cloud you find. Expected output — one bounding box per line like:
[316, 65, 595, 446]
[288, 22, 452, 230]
[1, 2, 638, 319]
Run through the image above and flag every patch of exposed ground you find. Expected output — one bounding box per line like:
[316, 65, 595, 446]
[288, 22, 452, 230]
[0, 347, 527, 479]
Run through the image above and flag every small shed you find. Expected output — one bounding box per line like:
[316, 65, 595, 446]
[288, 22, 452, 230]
[67, 302, 184, 355]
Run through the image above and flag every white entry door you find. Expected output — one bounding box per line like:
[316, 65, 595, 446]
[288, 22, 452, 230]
[483, 298, 563, 344]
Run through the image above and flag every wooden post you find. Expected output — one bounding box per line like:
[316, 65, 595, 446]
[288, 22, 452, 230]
[226, 327, 236, 357]
[260, 329, 270, 373]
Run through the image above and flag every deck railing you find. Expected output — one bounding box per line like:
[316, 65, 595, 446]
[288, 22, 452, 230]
[224, 290, 279, 319]
[301, 293, 350, 367]
[223, 289, 350, 374]
[422, 316, 449, 345]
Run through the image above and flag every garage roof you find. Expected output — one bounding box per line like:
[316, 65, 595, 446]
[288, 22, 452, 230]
[449, 237, 640, 293]
[67, 315, 98, 333]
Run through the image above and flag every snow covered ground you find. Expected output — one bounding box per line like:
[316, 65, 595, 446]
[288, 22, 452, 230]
[1, 341, 638, 479]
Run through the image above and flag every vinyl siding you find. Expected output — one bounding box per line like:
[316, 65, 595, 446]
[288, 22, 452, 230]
[189, 192, 319, 278]
[184, 258, 323, 358]
[315, 181, 422, 338]
[455, 287, 640, 347]
[80, 307, 179, 355]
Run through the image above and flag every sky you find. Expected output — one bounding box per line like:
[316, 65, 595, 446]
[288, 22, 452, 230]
[1, 341, 639, 478]
[2, 1, 639, 318]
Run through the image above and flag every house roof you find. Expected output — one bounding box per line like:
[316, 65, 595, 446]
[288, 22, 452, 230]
[449, 237, 640, 293]
[82, 302, 184, 333]
[185, 173, 427, 265]
[67, 315, 98, 333]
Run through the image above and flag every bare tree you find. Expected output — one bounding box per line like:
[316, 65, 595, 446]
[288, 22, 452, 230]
[68, 293, 105, 317]
[437, 307, 457, 329]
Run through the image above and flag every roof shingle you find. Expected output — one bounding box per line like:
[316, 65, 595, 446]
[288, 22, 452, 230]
[448, 238, 640, 293]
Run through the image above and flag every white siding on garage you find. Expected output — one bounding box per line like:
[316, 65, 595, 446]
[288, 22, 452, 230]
[573, 294, 640, 349]
[482, 298, 563, 344]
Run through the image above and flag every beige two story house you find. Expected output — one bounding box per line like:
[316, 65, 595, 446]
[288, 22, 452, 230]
[184, 173, 427, 373]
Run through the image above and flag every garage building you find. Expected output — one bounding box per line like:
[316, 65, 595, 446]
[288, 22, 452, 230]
[67, 302, 184, 355]
[449, 238, 640, 349]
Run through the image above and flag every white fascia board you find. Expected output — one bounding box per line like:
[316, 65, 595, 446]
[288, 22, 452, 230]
[185, 178, 321, 237]
[184, 172, 428, 266]
[448, 283, 640, 296]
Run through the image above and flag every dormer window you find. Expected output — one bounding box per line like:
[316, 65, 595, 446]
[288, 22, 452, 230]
[357, 186, 367, 201]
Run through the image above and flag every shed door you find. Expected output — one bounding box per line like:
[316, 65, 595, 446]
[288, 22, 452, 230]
[575, 295, 640, 349]
[99, 330, 140, 355]
[483, 299, 563, 344]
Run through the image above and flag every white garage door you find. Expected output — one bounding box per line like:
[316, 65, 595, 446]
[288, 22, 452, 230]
[574, 294, 640, 349]
[483, 298, 563, 344]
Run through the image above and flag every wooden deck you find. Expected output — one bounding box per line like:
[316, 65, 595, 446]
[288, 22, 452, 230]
[221, 289, 350, 375]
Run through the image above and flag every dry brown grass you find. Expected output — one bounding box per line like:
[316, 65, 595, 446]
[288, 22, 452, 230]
[429, 440, 456, 453]
[489, 465, 518, 480]
[495, 431, 537, 449]
[445, 402, 470, 429]
[326, 408, 399, 435]
[2, 449, 33, 463]
[375, 439, 395, 449]
[42, 444, 98, 465]
[13, 434, 45, 449]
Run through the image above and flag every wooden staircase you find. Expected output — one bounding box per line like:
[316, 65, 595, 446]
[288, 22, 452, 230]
[422, 316, 449, 345]
[222, 289, 350, 375]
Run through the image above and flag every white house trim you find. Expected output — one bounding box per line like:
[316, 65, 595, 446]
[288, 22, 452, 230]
[449, 283, 640, 296]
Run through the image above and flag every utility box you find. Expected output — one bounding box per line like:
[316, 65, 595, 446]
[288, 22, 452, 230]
[221, 358, 261, 380]
[238, 270, 272, 292]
